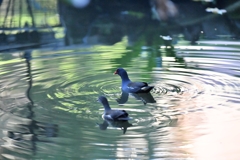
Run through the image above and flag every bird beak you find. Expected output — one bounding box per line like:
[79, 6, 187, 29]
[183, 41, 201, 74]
[113, 71, 118, 75]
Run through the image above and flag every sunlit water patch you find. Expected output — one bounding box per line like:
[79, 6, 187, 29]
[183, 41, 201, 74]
[0, 40, 240, 159]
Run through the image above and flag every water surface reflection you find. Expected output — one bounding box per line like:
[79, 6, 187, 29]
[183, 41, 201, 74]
[0, 51, 58, 159]
[117, 91, 156, 105]
[0, 38, 240, 159]
[97, 119, 132, 134]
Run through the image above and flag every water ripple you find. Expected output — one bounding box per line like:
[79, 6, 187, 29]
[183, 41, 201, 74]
[1, 43, 240, 159]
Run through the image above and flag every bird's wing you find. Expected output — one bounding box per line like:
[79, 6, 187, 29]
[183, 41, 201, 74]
[109, 110, 129, 120]
[127, 82, 148, 89]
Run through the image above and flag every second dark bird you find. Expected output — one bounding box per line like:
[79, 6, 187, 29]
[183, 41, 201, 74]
[114, 68, 154, 93]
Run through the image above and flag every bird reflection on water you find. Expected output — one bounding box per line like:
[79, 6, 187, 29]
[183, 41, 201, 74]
[97, 119, 132, 134]
[117, 90, 156, 105]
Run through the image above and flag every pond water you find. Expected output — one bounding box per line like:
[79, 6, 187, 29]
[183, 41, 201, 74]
[1, 37, 240, 160]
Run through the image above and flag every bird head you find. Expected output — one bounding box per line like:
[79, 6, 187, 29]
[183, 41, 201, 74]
[97, 96, 109, 105]
[114, 68, 126, 76]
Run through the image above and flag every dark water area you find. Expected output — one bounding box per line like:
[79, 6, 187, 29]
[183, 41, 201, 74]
[1, 0, 240, 160]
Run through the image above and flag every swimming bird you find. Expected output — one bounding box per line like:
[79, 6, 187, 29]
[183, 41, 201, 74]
[98, 96, 131, 121]
[114, 68, 154, 93]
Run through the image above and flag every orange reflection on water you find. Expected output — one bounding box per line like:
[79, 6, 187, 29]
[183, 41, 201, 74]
[172, 108, 240, 160]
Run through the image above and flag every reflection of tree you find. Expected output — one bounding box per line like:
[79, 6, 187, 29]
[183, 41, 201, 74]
[0, 51, 58, 159]
[24, 51, 34, 118]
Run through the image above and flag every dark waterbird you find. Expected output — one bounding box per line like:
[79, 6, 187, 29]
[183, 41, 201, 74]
[97, 96, 132, 121]
[114, 68, 154, 93]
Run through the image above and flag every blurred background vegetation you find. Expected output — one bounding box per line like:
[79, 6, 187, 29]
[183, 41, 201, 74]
[0, 0, 240, 52]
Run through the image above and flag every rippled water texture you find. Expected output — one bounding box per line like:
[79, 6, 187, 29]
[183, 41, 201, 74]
[1, 39, 240, 159]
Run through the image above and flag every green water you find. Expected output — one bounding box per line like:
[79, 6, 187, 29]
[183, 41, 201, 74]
[1, 37, 240, 159]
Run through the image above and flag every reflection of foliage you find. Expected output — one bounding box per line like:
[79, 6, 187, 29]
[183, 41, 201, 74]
[31, 38, 130, 114]
[30, 36, 176, 114]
